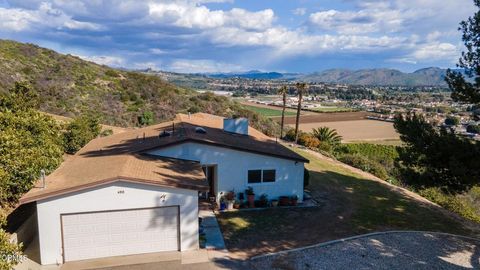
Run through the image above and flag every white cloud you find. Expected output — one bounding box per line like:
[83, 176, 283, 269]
[77, 55, 125, 67]
[411, 42, 459, 61]
[167, 59, 243, 73]
[0, 2, 103, 32]
[147, 2, 274, 31]
[292, 8, 307, 16]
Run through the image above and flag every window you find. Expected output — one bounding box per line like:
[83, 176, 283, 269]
[263, 170, 276, 182]
[248, 170, 262, 183]
[248, 169, 276, 183]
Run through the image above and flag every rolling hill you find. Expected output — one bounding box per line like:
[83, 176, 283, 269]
[0, 39, 280, 135]
[300, 67, 450, 86]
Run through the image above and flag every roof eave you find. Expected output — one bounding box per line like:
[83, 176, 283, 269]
[19, 176, 208, 205]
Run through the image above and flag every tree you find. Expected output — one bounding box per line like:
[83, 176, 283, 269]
[294, 82, 307, 143]
[63, 115, 101, 154]
[444, 116, 460, 126]
[278, 86, 288, 138]
[445, 0, 480, 104]
[393, 1, 480, 192]
[467, 124, 480, 134]
[312, 127, 343, 145]
[394, 113, 480, 191]
[138, 110, 154, 126]
[0, 84, 64, 204]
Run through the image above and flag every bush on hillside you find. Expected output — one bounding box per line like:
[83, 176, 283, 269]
[63, 114, 101, 154]
[467, 124, 480, 134]
[419, 187, 480, 223]
[338, 154, 389, 180]
[298, 133, 320, 149]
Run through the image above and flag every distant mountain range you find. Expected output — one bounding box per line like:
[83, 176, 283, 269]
[205, 67, 457, 87]
[207, 70, 299, 80]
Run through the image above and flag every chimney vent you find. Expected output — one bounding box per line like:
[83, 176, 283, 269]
[40, 169, 46, 189]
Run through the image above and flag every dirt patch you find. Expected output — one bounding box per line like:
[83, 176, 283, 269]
[291, 120, 399, 142]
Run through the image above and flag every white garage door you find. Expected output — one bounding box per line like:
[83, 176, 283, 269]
[61, 206, 179, 262]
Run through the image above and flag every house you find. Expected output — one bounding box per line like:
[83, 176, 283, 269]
[16, 113, 308, 265]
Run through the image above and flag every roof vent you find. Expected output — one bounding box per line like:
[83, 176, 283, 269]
[159, 130, 172, 138]
[195, 127, 207, 134]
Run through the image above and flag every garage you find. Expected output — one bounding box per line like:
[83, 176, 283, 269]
[61, 206, 180, 262]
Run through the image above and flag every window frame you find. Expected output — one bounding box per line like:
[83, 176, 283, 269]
[247, 169, 276, 184]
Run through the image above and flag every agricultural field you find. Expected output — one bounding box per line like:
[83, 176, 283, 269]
[242, 104, 297, 117]
[310, 106, 354, 113]
[291, 120, 399, 142]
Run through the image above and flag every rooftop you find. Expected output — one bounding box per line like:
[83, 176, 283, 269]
[20, 113, 308, 204]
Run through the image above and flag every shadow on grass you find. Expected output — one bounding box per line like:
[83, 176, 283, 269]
[217, 169, 473, 258]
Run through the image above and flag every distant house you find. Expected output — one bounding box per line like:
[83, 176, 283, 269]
[17, 113, 308, 265]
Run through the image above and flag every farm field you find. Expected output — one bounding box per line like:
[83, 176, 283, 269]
[277, 111, 371, 123]
[291, 120, 399, 142]
[310, 106, 354, 112]
[242, 104, 297, 117]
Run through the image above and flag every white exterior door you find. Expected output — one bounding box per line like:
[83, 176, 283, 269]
[61, 206, 179, 262]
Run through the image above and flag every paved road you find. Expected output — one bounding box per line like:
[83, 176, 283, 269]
[249, 232, 480, 270]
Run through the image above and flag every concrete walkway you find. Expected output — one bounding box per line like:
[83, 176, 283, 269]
[199, 209, 227, 251]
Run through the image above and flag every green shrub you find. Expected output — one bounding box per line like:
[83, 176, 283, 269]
[338, 154, 389, 180]
[467, 124, 480, 134]
[419, 187, 480, 223]
[334, 143, 399, 171]
[63, 115, 101, 154]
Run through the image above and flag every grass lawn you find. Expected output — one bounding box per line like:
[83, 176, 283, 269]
[217, 148, 478, 257]
[243, 104, 296, 117]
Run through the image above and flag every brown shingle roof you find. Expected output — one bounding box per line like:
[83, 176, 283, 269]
[20, 113, 308, 204]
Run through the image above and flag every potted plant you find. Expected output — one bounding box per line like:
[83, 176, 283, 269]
[219, 196, 226, 211]
[259, 194, 268, 207]
[291, 195, 298, 206]
[279, 196, 290, 206]
[245, 187, 255, 208]
[271, 199, 279, 207]
[233, 200, 241, 209]
[226, 190, 235, 210]
[238, 192, 245, 208]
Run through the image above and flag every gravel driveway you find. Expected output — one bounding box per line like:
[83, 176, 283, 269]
[249, 232, 480, 270]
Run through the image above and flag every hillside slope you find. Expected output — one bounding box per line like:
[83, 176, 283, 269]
[0, 39, 195, 126]
[0, 40, 279, 135]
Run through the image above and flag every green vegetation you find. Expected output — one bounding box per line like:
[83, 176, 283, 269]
[312, 127, 343, 145]
[137, 110, 154, 126]
[311, 107, 353, 112]
[0, 83, 65, 268]
[63, 115, 102, 154]
[217, 148, 474, 256]
[444, 116, 460, 126]
[241, 104, 295, 117]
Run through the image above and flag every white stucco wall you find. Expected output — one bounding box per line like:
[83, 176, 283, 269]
[36, 181, 199, 265]
[148, 142, 305, 201]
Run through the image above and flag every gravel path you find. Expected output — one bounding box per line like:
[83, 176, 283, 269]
[249, 232, 480, 270]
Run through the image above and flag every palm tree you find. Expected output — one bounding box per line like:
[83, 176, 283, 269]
[294, 82, 307, 143]
[278, 85, 288, 138]
[312, 127, 343, 145]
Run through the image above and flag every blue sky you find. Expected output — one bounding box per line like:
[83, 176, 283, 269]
[0, 0, 475, 73]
